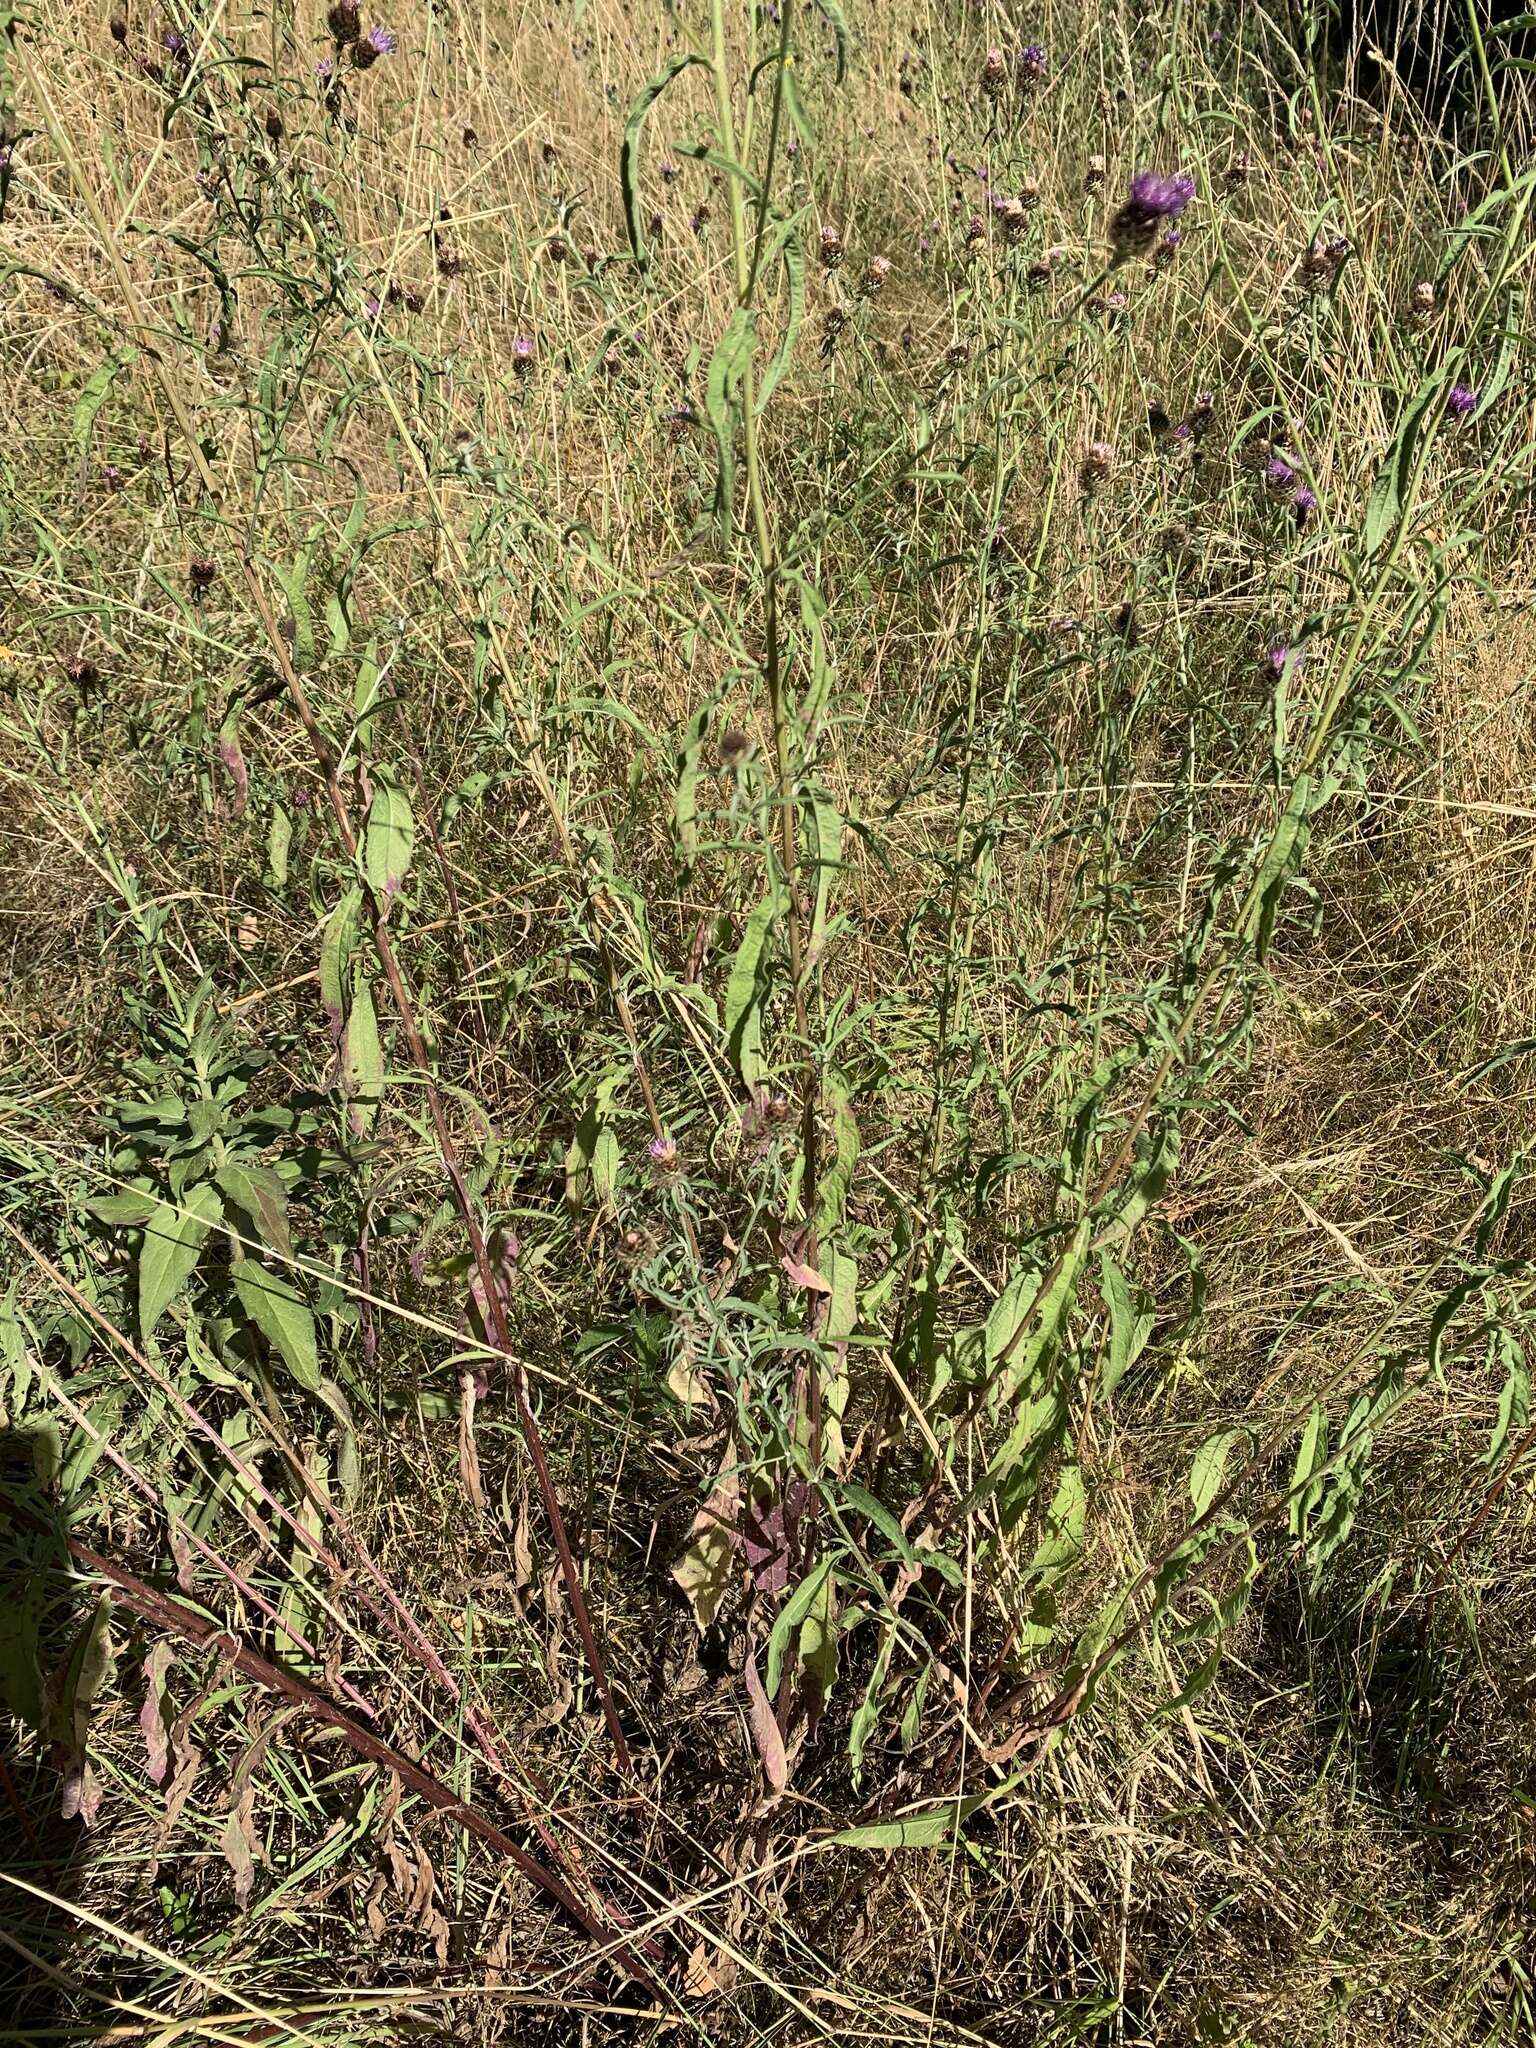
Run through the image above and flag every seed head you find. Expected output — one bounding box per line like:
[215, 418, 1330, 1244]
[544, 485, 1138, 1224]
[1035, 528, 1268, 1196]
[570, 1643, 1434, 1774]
[997, 197, 1030, 244]
[1223, 151, 1250, 188]
[818, 223, 844, 270]
[188, 556, 217, 593]
[981, 46, 1007, 95]
[1302, 234, 1350, 288]
[859, 254, 891, 297]
[327, 0, 360, 42]
[1080, 439, 1115, 487]
[65, 654, 100, 688]
[1085, 154, 1106, 192]
[1409, 277, 1435, 318]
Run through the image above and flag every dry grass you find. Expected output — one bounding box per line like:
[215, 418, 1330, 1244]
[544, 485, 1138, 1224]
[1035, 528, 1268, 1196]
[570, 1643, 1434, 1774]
[2, 0, 1536, 2043]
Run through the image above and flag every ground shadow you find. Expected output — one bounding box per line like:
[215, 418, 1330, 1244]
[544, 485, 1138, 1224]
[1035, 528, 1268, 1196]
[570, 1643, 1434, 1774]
[0, 1425, 89, 2041]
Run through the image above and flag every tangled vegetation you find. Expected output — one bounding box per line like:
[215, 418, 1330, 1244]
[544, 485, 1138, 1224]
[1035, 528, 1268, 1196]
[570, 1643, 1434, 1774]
[2, 0, 1535, 2041]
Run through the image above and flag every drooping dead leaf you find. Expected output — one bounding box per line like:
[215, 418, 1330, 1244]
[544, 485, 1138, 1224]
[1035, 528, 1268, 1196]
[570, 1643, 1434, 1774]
[683, 1939, 739, 1999]
[671, 1467, 741, 1631]
[221, 1779, 259, 1906]
[139, 1642, 173, 1786]
[742, 1649, 788, 1791]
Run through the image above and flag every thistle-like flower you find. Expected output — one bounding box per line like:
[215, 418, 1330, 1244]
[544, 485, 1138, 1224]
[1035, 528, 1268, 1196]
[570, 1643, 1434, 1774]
[819, 223, 844, 270]
[647, 1132, 680, 1176]
[1446, 381, 1479, 419]
[859, 254, 891, 297]
[1018, 43, 1048, 88]
[981, 46, 1007, 96]
[349, 23, 394, 68]
[188, 556, 217, 593]
[1085, 154, 1106, 192]
[1110, 169, 1196, 259]
[328, 0, 361, 42]
[511, 333, 536, 373]
[1409, 277, 1436, 318]
[1080, 439, 1115, 488]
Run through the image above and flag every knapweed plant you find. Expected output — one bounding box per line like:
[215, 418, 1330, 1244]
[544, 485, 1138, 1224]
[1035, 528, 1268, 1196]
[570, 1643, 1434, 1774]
[1, 0, 1535, 2040]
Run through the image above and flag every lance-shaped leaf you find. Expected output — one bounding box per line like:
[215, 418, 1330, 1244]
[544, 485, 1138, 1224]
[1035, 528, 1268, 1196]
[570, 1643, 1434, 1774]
[364, 769, 414, 906]
[232, 1262, 322, 1393]
[139, 1182, 223, 1341]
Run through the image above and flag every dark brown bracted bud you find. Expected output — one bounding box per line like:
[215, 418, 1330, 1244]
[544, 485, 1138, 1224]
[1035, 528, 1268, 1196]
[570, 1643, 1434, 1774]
[328, 0, 361, 43]
[265, 107, 283, 142]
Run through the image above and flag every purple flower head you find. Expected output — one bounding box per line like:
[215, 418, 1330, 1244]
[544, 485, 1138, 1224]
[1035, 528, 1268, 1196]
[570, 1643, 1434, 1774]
[0, 145, 12, 173]
[511, 332, 536, 370]
[1292, 484, 1318, 522]
[1129, 169, 1196, 217]
[1171, 421, 1192, 445]
[1447, 381, 1479, 419]
[163, 28, 186, 55]
[647, 1132, 680, 1175]
[1267, 641, 1293, 676]
[1110, 169, 1196, 258]
[366, 24, 395, 53]
[363, 293, 381, 318]
[1019, 43, 1048, 85]
[1264, 452, 1296, 491]
[1153, 226, 1182, 265]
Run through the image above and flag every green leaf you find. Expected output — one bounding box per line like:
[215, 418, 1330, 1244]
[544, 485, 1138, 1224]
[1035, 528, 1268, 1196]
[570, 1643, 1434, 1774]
[619, 54, 709, 265]
[320, 887, 362, 1042]
[829, 1793, 990, 1853]
[1484, 1329, 1529, 1469]
[280, 539, 317, 675]
[139, 1183, 223, 1341]
[1289, 1401, 1328, 1536]
[723, 895, 774, 1082]
[266, 802, 293, 888]
[756, 221, 806, 414]
[673, 701, 710, 870]
[363, 770, 414, 906]
[1190, 1428, 1241, 1518]
[1252, 775, 1313, 963]
[1097, 1250, 1154, 1401]
[215, 1162, 294, 1265]
[704, 307, 756, 534]
[989, 1221, 1091, 1410]
[1362, 376, 1437, 557]
[810, 0, 852, 82]
[85, 1192, 159, 1228]
[766, 1555, 833, 1698]
[232, 1263, 322, 1393]
[1029, 1463, 1086, 1579]
[1155, 1645, 1222, 1719]
[341, 971, 383, 1135]
[798, 1567, 838, 1722]
[73, 348, 136, 458]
